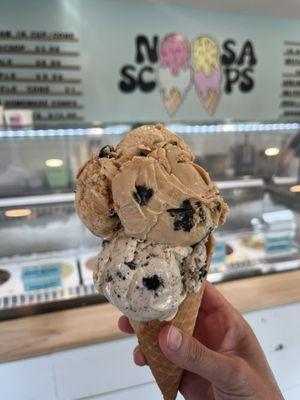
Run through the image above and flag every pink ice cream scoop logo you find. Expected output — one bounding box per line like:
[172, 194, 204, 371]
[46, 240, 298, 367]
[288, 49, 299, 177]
[160, 34, 190, 76]
[193, 67, 222, 101]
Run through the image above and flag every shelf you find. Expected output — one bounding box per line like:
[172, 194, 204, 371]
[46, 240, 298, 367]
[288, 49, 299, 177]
[282, 73, 300, 78]
[166, 122, 300, 134]
[0, 50, 79, 57]
[0, 179, 274, 208]
[34, 116, 84, 122]
[0, 122, 298, 140]
[0, 35, 78, 42]
[0, 192, 75, 208]
[1, 269, 300, 362]
[216, 179, 263, 189]
[3, 104, 83, 109]
[284, 41, 300, 47]
[0, 90, 83, 96]
[0, 77, 82, 83]
[0, 124, 132, 138]
[0, 63, 80, 70]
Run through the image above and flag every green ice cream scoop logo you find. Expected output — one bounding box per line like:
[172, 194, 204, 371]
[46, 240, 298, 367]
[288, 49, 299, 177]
[118, 35, 257, 116]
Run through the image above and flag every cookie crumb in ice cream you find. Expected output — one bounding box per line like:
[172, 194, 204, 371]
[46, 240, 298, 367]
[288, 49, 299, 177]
[143, 274, 164, 291]
[199, 265, 207, 280]
[133, 186, 154, 206]
[167, 199, 195, 232]
[195, 201, 207, 223]
[113, 222, 122, 231]
[216, 201, 221, 212]
[138, 150, 150, 157]
[125, 261, 137, 270]
[116, 271, 126, 280]
[98, 145, 115, 159]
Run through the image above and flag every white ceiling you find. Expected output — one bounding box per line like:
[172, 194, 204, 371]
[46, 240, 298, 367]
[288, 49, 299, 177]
[141, 0, 300, 20]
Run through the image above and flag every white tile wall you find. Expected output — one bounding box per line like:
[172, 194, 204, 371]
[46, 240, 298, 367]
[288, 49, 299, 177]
[1, 302, 300, 400]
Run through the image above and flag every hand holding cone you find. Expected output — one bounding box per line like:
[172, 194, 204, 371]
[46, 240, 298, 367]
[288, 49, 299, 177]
[75, 125, 228, 400]
[130, 236, 215, 400]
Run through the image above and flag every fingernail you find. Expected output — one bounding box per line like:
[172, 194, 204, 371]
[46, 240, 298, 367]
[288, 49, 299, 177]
[167, 326, 182, 351]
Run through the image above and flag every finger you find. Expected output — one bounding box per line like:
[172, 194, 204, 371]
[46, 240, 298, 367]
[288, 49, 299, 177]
[133, 346, 147, 366]
[200, 282, 232, 313]
[159, 325, 238, 388]
[118, 315, 134, 334]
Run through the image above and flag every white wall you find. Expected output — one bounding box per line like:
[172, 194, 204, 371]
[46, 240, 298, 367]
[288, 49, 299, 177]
[0, 0, 299, 122]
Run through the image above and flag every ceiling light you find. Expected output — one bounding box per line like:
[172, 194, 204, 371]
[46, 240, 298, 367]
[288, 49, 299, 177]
[45, 159, 64, 168]
[264, 147, 280, 156]
[290, 185, 300, 193]
[5, 208, 32, 218]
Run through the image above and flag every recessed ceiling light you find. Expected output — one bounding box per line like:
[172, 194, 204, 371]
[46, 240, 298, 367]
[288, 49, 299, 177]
[265, 147, 280, 157]
[290, 185, 300, 193]
[45, 158, 64, 168]
[5, 208, 32, 218]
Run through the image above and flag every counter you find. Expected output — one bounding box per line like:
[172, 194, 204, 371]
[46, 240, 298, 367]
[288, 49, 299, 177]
[1, 269, 299, 364]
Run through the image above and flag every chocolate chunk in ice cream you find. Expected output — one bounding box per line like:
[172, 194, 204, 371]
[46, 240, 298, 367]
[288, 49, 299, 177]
[143, 274, 164, 291]
[199, 265, 207, 280]
[133, 186, 154, 206]
[98, 145, 115, 159]
[167, 199, 195, 232]
[125, 261, 137, 270]
[195, 201, 207, 223]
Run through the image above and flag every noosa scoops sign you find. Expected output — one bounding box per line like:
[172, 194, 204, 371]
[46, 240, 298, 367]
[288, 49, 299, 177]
[119, 34, 257, 116]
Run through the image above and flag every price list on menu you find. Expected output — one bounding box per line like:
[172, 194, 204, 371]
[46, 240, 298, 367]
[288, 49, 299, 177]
[281, 41, 300, 118]
[0, 30, 83, 123]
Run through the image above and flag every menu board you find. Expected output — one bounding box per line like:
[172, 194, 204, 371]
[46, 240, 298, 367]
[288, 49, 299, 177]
[280, 41, 300, 118]
[0, 30, 83, 124]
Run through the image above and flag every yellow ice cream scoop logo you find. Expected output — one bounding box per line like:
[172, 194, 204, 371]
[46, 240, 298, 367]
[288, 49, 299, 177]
[191, 36, 220, 76]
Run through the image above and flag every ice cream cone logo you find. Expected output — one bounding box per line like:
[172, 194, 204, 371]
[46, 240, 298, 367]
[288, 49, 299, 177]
[191, 36, 222, 115]
[158, 34, 192, 116]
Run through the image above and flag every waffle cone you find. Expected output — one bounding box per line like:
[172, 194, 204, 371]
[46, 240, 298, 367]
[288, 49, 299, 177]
[130, 235, 215, 400]
[160, 87, 182, 116]
[202, 90, 220, 115]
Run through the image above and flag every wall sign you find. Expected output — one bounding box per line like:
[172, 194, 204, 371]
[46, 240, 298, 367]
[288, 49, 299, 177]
[0, 30, 84, 124]
[280, 41, 300, 118]
[119, 34, 257, 116]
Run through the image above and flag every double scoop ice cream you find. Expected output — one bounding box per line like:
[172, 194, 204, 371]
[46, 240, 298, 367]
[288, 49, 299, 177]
[75, 124, 227, 321]
[75, 123, 228, 400]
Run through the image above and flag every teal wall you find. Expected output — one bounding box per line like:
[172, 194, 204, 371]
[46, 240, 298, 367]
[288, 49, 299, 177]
[0, 0, 299, 122]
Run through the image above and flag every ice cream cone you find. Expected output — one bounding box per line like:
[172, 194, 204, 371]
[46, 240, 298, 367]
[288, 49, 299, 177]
[202, 89, 220, 115]
[130, 235, 215, 400]
[160, 87, 182, 116]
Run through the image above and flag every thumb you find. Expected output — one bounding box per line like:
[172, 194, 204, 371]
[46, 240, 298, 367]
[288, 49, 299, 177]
[159, 325, 237, 387]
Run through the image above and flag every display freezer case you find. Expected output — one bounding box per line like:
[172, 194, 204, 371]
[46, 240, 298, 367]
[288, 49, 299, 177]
[0, 121, 299, 320]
